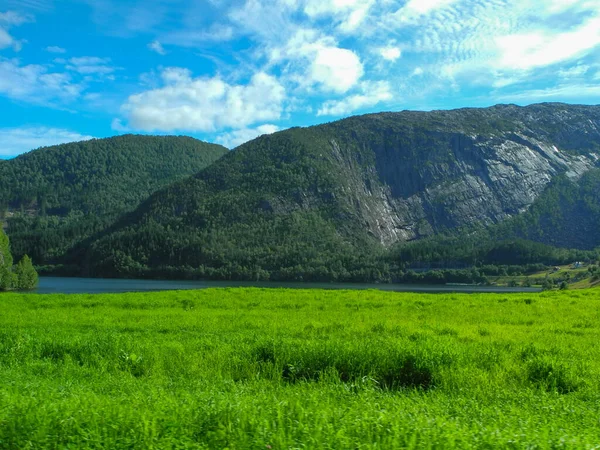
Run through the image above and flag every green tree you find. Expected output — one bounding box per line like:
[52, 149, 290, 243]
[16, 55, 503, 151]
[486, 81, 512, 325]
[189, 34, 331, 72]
[14, 255, 38, 290]
[0, 227, 14, 290]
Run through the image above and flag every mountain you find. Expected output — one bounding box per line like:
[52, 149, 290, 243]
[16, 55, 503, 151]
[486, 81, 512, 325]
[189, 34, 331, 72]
[0, 135, 227, 265]
[78, 103, 600, 281]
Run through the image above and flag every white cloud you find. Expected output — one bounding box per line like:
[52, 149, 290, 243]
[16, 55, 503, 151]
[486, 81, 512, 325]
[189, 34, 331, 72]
[228, 2, 367, 93]
[303, 0, 375, 32]
[496, 17, 600, 71]
[390, 0, 460, 23]
[558, 65, 590, 79]
[497, 84, 600, 102]
[0, 28, 13, 49]
[148, 40, 166, 55]
[383, 0, 600, 99]
[66, 56, 115, 75]
[111, 118, 129, 132]
[311, 46, 364, 93]
[0, 58, 82, 105]
[0, 10, 30, 51]
[0, 11, 31, 26]
[317, 80, 392, 116]
[46, 46, 66, 53]
[216, 124, 280, 148]
[162, 25, 235, 47]
[0, 127, 94, 157]
[379, 45, 401, 61]
[120, 69, 286, 132]
[273, 29, 364, 93]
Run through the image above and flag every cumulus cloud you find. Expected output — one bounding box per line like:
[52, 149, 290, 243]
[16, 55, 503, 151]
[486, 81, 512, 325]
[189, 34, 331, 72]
[272, 28, 364, 93]
[318, 80, 392, 116]
[119, 68, 286, 132]
[216, 124, 280, 148]
[379, 45, 401, 62]
[0, 127, 95, 157]
[310, 46, 364, 93]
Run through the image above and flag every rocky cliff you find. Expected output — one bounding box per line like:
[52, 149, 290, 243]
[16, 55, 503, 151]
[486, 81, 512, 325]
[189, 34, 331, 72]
[324, 104, 600, 245]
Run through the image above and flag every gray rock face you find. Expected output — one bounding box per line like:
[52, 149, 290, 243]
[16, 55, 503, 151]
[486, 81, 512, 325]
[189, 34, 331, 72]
[324, 103, 600, 246]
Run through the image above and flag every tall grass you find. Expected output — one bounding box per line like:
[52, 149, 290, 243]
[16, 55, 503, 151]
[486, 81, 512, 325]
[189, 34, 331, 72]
[1, 288, 600, 448]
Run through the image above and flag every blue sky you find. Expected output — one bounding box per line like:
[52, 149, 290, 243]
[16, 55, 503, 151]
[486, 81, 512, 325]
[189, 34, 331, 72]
[0, 0, 600, 156]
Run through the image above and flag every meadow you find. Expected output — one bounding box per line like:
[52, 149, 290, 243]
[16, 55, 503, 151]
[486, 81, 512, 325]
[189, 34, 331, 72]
[1, 287, 600, 449]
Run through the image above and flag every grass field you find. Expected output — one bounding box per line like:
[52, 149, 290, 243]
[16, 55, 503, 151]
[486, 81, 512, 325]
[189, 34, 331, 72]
[491, 264, 599, 289]
[1, 288, 600, 448]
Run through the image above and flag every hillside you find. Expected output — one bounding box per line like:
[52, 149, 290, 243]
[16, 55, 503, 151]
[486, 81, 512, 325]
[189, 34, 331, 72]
[78, 103, 600, 280]
[494, 169, 600, 250]
[1, 135, 227, 264]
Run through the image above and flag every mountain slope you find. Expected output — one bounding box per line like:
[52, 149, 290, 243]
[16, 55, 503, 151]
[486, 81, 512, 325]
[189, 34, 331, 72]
[1, 135, 227, 264]
[492, 168, 600, 250]
[79, 103, 600, 280]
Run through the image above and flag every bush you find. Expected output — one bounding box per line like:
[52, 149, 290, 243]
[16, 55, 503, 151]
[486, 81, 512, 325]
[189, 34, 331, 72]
[14, 255, 38, 290]
[527, 358, 578, 394]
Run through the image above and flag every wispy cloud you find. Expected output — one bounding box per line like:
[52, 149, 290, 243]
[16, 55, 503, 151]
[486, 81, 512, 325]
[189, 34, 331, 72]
[65, 56, 115, 75]
[0, 58, 83, 105]
[0, 11, 32, 26]
[0, 10, 31, 51]
[0, 126, 95, 157]
[496, 84, 600, 102]
[147, 40, 166, 55]
[46, 45, 66, 53]
[161, 25, 235, 47]
[318, 81, 392, 116]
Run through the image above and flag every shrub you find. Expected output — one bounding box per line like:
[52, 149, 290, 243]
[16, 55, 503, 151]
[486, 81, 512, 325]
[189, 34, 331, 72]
[14, 255, 38, 290]
[527, 358, 578, 394]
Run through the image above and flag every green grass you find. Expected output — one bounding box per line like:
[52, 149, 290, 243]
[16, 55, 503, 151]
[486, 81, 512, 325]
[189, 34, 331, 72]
[491, 264, 596, 288]
[1, 288, 600, 448]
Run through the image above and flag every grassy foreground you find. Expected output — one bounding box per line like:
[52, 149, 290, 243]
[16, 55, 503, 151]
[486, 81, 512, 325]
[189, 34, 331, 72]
[1, 288, 600, 449]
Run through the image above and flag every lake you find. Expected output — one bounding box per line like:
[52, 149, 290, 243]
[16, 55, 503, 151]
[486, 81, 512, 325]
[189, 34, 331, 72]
[34, 277, 542, 294]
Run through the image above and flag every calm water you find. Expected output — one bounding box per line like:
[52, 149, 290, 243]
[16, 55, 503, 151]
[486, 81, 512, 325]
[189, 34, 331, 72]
[34, 277, 542, 294]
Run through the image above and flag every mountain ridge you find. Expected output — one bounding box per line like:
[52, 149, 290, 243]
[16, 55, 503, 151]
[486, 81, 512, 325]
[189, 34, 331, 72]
[74, 103, 600, 279]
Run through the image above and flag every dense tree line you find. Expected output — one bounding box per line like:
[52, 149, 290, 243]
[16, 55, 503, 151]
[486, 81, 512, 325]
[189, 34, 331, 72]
[0, 227, 38, 290]
[1, 135, 227, 264]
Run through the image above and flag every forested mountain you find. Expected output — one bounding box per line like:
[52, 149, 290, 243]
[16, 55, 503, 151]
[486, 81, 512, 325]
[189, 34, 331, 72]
[76, 103, 600, 281]
[1, 135, 227, 264]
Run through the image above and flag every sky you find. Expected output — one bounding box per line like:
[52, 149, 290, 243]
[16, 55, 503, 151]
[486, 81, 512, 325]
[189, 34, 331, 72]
[0, 0, 600, 156]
